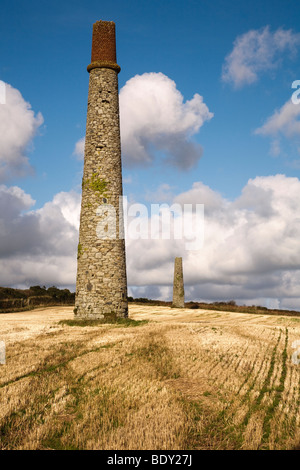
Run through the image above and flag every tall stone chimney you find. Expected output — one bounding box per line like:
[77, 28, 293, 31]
[172, 257, 185, 308]
[75, 21, 128, 319]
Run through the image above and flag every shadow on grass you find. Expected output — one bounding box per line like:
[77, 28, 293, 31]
[58, 318, 149, 328]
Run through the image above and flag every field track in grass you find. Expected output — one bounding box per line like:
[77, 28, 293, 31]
[0, 304, 300, 450]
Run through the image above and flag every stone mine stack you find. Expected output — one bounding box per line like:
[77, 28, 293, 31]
[172, 257, 185, 308]
[75, 20, 128, 319]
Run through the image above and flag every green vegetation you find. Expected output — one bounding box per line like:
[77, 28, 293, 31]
[82, 174, 108, 196]
[260, 329, 289, 448]
[134, 337, 181, 380]
[77, 243, 83, 259]
[0, 286, 75, 313]
[58, 318, 148, 328]
[0, 285, 74, 301]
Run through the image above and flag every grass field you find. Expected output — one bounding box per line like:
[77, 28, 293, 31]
[0, 304, 300, 450]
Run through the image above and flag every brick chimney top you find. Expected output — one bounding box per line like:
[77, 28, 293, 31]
[87, 20, 121, 73]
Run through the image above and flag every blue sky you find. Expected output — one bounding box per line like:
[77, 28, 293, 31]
[2, 0, 300, 309]
[2, 0, 300, 203]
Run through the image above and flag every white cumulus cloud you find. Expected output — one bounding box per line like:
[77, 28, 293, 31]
[222, 26, 300, 88]
[126, 174, 300, 309]
[0, 82, 44, 181]
[2, 174, 300, 310]
[255, 98, 300, 156]
[255, 99, 300, 137]
[73, 136, 85, 160]
[0, 185, 80, 287]
[119, 72, 213, 169]
[75, 73, 213, 170]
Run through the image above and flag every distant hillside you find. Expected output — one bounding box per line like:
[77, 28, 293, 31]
[0, 286, 75, 313]
[1, 289, 299, 317]
[128, 297, 300, 317]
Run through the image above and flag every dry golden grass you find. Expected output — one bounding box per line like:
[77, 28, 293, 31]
[0, 304, 300, 450]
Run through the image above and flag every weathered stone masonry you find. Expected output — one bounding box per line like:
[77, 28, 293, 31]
[172, 257, 185, 308]
[75, 21, 128, 319]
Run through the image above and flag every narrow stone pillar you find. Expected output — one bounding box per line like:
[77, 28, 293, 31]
[75, 21, 128, 319]
[172, 257, 185, 308]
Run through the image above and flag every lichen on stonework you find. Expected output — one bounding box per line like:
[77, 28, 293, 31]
[82, 173, 108, 197]
[77, 243, 83, 259]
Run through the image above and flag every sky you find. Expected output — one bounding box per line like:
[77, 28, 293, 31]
[1, 0, 300, 309]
